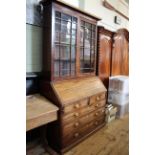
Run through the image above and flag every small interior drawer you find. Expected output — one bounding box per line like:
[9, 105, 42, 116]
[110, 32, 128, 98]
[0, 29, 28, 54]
[89, 92, 106, 104]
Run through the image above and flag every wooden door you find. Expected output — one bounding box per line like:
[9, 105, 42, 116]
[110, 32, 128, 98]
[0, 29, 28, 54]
[97, 27, 113, 88]
[111, 29, 129, 75]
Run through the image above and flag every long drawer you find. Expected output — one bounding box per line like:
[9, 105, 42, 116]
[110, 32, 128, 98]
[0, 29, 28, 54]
[62, 100, 106, 125]
[62, 116, 105, 147]
[62, 107, 105, 134]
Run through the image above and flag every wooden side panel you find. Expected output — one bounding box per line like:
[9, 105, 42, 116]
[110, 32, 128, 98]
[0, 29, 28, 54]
[42, 3, 52, 80]
[111, 29, 129, 76]
[97, 27, 113, 88]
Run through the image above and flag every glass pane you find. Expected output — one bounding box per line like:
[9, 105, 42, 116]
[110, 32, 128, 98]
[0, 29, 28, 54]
[61, 20, 71, 33]
[72, 30, 76, 45]
[55, 31, 59, 42]
[55, 45, 59, 60]
[80, 48, 91, 73]
[73, 17, 77, 23]
[55, 19, 61, 42]
[60, 63, 70, 76]
[84, 39, 91, 48]
[85, 28, 91, 39]
[71, 46, 76, 59]
[55, 20, 60, 27]
[91, 39, 95, 49]
[55, 11, 61, 18]
[71, 46, 76, 76]
[60, 20, 71, 43]
[72, 37, 76, 45]
[92, 31, 95, 39]
[60, 45, 70, 76]
[60, 46, 70, 60]
[80, 28, 84, 44]
[92, 25, 96, 31]
[61, 13, 72, 22]
[60, 33, 71, 44]
[72, 23, 77, 29]
[85, 22, 91, 29]
[54, 61, 59, 77]
[81, 20, 84, 26]
[84, 48, 90, 61]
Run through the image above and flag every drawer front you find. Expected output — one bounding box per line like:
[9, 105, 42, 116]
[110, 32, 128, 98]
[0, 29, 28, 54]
[89, 92, 106, 105]
[63, 94, 106, 115]
[62, 116, 105, 147]
[62, 107, 105, 134]
[62, 100, 106, 124]
[63, 98, 89, 114]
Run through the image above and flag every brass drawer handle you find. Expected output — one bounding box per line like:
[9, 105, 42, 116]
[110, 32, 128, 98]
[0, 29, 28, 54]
[74, 104, 80, 109]
[74, 122, 79, 127]
[95, 121, 98, 125]
[95, 103, 100, 107]
[95, 112, 99, 116]
[74, 112, 79, 117]
[86, 114, 89, 118]
[74, 132, 79, 138]
[96, 96, 100, 101]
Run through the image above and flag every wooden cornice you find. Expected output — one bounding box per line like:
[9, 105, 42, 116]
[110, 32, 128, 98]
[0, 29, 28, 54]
[103, 0, 129, 20]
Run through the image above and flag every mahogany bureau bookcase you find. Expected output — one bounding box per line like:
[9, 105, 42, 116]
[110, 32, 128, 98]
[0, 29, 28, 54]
[40, 0, 107, 154]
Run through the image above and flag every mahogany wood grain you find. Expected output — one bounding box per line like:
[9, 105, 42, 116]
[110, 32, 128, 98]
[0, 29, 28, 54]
[62, 100, 106, 124]
[53, 76, 107, 105]
[97, 27, 129, 87]
[40, 1, 107, 154]
[111, 29, 129, 76]
[97, 27, 113, 88]
[40, 77, 107, 154]
[62, 116, 105, 147]
[62, 107, 105, 134]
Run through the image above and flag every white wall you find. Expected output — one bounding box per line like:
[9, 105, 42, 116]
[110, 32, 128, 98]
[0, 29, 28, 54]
[60, 0, 129, 32]
[26, 24, 42, 72]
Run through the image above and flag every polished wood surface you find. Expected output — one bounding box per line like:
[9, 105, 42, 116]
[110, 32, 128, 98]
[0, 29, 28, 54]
[40, 77, 107, 153]
[97, 27, 113, 88]
[26, 94, 59, 131]
[111, 29, 129, 76]
[53, 76, 107, 105]
[40, 1, 107, 153]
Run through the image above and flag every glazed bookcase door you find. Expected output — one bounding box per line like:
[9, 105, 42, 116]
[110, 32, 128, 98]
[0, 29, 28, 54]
[80, 20, 96, 74]
[53, 11, 77, 79]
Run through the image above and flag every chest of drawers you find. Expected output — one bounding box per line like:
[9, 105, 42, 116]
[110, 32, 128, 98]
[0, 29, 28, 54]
[40, 76, 107, 154]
